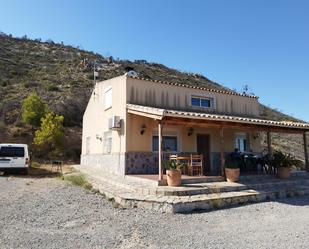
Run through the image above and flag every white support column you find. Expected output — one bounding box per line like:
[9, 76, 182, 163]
[158, 121, 163, 181]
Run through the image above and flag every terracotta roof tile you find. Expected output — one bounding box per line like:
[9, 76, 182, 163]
[126, 74, 258, 99]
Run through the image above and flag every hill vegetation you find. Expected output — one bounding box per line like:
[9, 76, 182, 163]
[0, 32, 307, 162]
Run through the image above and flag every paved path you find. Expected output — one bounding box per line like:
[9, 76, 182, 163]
[0, 176, 308, 249]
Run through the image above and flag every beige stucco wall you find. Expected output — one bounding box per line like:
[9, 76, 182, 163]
[126, 113, 262, 153]
[82, 75, 261, 157]
[127, 77, 260, 117]
[81, 75, 127, 155]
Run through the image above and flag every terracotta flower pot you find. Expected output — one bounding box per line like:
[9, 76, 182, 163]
[225, 168, 240, 182]
[166, 169, 182, 187]
[277, 167, 291, 179]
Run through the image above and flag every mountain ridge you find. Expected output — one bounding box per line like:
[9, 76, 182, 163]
[0, 33, 307, 162]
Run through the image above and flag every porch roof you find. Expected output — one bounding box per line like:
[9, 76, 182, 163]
[127, 104, 309, 132]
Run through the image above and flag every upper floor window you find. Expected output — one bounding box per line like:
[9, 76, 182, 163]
[105, 87, 112, 109]
[191, 96, 212, 108]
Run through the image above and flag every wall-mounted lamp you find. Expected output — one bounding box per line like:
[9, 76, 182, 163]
[96, 134, 103, 141]
[140, 124, 147, 135]
[187, 127, 194, 136]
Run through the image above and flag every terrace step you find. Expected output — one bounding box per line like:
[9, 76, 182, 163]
[90, 177, 309, 213]
[163, 178, 309, 196]
[180, 176, 225, 184]
[171, 185, 309, 213]
[74, 165, 309, 213]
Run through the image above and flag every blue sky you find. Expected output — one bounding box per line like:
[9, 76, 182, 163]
[1, 0, 308, 121]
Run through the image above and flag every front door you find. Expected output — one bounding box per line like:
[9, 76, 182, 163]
[196, 134, 211, 174]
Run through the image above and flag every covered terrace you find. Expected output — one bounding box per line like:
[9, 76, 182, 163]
[127, 104, 309, 182]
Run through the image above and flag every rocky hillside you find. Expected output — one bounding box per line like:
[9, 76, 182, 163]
[0, 33, 307, 162]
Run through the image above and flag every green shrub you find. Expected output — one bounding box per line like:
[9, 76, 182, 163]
[269, 151, 296, 169]
[34, 112, 64, 150]
[164, 160, 183, 170]
[1, 81, 8, 87]
[22, 93, 48, 127]
[47, 83, 59, 91]
[24, 81, 39, 88]
[9, 70, 18, 76]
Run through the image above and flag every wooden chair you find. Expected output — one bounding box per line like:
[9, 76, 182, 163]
[169, 154, 178, 161]
[188, 154, 203, 176]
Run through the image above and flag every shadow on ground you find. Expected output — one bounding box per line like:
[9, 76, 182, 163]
[0, 165, 75, 179]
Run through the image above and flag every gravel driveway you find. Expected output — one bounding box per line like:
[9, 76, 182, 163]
[0, 176, 308, 249]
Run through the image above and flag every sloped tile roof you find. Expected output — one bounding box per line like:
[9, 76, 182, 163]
[126, 74, 258, 99]
[127, 104, 309, 130]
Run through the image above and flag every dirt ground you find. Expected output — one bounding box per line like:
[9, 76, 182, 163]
[0, 169, 309, 249]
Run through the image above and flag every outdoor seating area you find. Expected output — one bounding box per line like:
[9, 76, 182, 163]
[226, 151, 265, 174]
[226, 151, 303, 175]
[169, 154, 203, 176]
[168, 152, 276, 177]
[168, 151, 299, 178]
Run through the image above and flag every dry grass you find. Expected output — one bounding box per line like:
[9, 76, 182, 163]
[62, 173, 92, 190]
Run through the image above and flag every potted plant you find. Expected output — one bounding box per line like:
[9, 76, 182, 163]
[269, 151, 295, 179]
[164, 160, 183, 187]
[225, 157, 241, 182]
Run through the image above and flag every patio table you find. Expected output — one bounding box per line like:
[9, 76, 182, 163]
[170, 155, 203, 176]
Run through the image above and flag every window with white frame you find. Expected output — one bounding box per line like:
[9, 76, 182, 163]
[103, 131, 112, 153]
[191, 96, 213, 108]
[152, 135, 178, 152]
[235, 134, 247, 152]
[104, 87, 112, 109]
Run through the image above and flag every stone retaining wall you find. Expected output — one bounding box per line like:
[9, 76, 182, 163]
[125, 152, 158, 174]
[81, 152, 246, 175]
[125, 152, 223, 175]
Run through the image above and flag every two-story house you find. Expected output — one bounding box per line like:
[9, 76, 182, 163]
[81, 73, 309, 182]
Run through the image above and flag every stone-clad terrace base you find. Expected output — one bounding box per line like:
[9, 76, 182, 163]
[74, 165, 309, 213]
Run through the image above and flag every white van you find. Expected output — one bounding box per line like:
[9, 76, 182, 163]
[0, 144, 30, 174]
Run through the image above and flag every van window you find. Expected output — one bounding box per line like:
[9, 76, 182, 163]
[0, 147, 25, 157]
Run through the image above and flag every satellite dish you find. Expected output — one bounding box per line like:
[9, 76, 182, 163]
[126, 70, 138, 78]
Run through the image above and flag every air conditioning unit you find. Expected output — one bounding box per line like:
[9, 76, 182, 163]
[108, 116, 121, 130]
